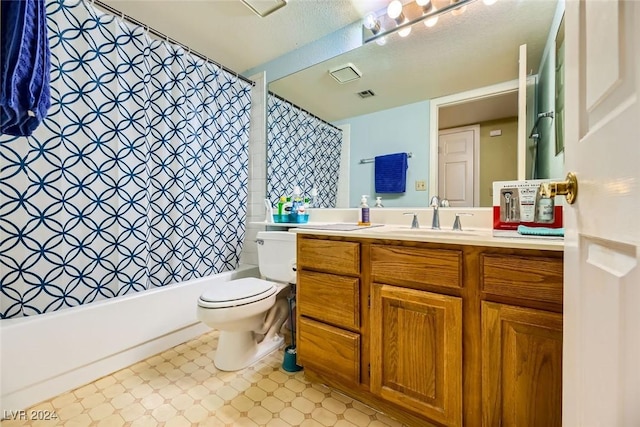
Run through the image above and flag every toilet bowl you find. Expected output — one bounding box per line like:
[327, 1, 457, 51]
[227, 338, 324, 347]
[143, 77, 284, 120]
[197, 231, 296, 371]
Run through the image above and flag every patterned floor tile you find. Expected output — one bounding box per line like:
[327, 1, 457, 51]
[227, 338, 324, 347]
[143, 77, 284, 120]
[2, 331, 405, 426]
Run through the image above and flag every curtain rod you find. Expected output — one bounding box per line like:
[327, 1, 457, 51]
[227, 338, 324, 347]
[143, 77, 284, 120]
[268, 91, 341, 132]
[90, 0, 254, 87]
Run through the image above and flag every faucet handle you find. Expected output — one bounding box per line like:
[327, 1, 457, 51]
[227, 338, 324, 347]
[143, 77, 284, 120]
[403, 212, 420, 229]
[452, 212, 474, 231]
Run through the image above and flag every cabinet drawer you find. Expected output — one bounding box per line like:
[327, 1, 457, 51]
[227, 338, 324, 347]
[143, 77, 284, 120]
[298, 317, 360, 384]
[481, 254, 563, 305]
[298, 238, 360, 276]
[371, 245, 462, 289]
[298, 271, 359, 330]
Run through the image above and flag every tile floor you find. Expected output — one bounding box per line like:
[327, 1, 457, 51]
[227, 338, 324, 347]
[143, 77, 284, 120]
[2, 331, 405, 426]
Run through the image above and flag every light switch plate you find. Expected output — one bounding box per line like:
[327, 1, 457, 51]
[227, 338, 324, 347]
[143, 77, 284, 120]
[415, 180, 427, 191]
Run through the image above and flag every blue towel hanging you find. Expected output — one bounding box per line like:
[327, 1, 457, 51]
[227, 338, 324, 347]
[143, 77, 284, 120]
[375, 152, 408, 193]
[1, 0, 51, 136]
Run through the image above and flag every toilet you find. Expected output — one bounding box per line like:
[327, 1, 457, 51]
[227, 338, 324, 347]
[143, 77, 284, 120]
[197, 231, 296, 371]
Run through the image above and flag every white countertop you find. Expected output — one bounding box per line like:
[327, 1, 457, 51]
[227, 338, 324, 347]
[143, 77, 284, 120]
[289, 223, 564, 251]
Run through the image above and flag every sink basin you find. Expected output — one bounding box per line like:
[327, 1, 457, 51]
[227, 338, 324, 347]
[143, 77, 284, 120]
[373, 227, 487, 238]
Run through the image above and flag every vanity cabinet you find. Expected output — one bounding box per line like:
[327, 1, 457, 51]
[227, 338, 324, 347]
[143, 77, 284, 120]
[480, 254, 564, 427]
[296, 234, 563, 427]
[296, 238, 362, 386]
[370, 244, 463, 426]
[481, 302, 562, 427]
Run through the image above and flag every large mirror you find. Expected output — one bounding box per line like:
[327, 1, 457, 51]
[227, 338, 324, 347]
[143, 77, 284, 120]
[268, 0, 565, 208]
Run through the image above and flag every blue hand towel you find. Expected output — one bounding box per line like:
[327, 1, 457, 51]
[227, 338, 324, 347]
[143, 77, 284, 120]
[1, 0, 51, 136]
[517, 225, 565, 237]
[375, 152, 408, 193]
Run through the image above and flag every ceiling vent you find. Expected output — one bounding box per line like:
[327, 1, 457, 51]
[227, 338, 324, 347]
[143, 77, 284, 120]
[357, 90, 375, 99]
[240, 0, 287, 17]
[329, 63, 362, 84]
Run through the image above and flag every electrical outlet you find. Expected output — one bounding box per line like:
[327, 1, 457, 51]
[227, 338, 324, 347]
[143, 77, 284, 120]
[415, 180, 427, 191]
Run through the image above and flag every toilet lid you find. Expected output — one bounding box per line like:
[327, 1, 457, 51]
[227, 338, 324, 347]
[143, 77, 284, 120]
[198, 278, 277, 309]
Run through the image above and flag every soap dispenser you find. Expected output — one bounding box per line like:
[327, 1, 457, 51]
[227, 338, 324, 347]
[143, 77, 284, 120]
[358, 195, 370, 226]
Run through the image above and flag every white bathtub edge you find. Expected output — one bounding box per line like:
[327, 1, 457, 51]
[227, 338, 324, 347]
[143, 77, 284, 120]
[0, 265, 259, 412]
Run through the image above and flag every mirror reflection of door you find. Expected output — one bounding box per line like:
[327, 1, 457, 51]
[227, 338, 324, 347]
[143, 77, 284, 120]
[438, 92, 519, 207]
[438, 125, 479, 207]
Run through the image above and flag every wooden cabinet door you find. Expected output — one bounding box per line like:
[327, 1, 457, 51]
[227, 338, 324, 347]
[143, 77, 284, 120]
[482, 302, 562, 427]
[371, 284, 462, 427]
[298, 317, 360, 385]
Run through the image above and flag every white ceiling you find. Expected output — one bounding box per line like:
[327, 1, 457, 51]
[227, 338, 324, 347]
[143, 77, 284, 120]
[439, 91, 518, 129]
[101, 0, 559, 123]
[101, 0, 388, 72]
[271, 0, 559, 122]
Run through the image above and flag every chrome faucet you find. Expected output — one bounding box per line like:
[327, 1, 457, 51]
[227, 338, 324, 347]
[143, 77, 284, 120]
[429, 195, 440, 229]
[452, 213, 474, 231]
[403, 212, 420, 229]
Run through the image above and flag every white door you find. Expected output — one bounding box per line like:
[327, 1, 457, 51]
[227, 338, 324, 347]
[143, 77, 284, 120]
[563, 1, 639, 426]
[438, 125, 478, 207]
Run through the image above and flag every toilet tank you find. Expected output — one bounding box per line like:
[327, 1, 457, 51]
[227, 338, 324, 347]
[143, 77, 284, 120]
[256, 231, 297, 284]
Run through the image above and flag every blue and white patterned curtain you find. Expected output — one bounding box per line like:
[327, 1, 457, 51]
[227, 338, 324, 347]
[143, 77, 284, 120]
[0, 0, 252, 319]
[267, 94, 342, 207]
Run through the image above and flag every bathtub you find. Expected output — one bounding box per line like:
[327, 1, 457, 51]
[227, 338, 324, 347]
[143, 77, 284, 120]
[0, 265, 259, 412]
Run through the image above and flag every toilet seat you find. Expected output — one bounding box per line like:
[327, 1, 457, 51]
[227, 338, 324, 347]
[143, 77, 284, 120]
[198, 278, 277, 309]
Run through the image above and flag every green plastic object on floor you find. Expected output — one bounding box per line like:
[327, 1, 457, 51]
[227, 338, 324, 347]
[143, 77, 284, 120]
[282, 345, 302, 372]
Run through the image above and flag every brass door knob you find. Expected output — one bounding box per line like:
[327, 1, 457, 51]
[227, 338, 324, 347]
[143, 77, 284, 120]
[538, 172, 578, 204]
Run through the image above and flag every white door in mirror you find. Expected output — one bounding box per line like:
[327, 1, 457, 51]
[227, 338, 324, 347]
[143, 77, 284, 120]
[438, 125, 478, 207]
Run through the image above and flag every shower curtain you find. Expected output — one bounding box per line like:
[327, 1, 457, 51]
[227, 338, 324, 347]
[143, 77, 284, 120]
[0, 0, 252, 319]
[266, 94, 342, 208]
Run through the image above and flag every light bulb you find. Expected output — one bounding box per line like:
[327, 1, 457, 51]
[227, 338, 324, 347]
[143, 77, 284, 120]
[416, 0, 433, 13]
[483, 0, 497, 4]
[387, 0, 403, 20]
[364, 13, 379, 31]
[398, 26, 412, 37]
[451, 5, 466, 15]
[424, 14, 438, 27]
[376, 36, 388, 46]
[450, 0, 467, 15]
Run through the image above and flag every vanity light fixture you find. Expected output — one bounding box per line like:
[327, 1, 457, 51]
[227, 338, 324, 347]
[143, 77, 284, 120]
[364, 13, 389, 45]
[417, 0, 434, 14]
[417, 0, 439, 27]
[364, 13, 381, 33]
[387, 0, 412, 37]
[450, 0, 467, 16]
[363, 0, 495, 45]
[387, 0, 406, 24]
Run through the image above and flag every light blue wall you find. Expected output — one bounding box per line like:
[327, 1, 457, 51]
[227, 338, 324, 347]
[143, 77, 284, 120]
[536, 0, 565, 179]
[334, 100, 431, 208]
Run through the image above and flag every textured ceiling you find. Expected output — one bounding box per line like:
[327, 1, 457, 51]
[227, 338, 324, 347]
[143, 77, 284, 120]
[101, 0, 558, 123]
[439, 91, 518, 129]
[101, 0, 388, 72]
[271, 0, 559, 122]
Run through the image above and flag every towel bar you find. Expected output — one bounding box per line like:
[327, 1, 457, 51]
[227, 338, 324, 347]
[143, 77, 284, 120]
[359, 152, 413, 164]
